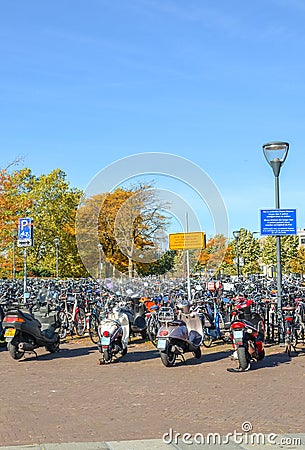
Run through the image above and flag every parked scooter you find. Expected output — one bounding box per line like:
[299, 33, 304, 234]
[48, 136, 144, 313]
[97, 304, 129, 364]
[227, 296, 265, 372]
[0, 303, 6, 348]
[2, 297, 60, 360]
[156, 301, 203, 367]
[120, 294, 147, 339]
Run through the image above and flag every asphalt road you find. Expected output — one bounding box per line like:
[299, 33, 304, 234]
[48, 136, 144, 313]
[0, 337, 305, 448]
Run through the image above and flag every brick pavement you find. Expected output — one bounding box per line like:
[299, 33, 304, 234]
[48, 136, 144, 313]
[0, 339, 305, 448]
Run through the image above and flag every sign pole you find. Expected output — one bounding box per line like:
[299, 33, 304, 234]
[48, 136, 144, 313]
[23, 247, 27, 303]
[17, 217, 33, 303]
[185, 212, 191, 302]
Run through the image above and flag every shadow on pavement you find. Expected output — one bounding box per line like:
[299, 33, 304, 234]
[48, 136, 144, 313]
[117, 348, 160, 363]
[18, 345, 97, 362]
[228, 349, 301, 372]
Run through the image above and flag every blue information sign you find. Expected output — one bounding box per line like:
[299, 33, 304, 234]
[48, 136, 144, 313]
[260, 209, 297, 236]
[18, 217, 34, 246]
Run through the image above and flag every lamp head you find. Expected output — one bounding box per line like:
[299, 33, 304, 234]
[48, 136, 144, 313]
[262, 141, 289, 170]
[233, 230, 240, 240]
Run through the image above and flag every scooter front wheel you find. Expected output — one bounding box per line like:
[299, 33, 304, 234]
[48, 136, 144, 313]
[193, 346, 201, 359]
[160, 347, 176, 367]
[103, 348, 112, 363]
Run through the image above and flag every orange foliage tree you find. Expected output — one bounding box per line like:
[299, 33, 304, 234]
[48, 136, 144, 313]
[197, 234, 234, 275]
[0, 167, 32, 277]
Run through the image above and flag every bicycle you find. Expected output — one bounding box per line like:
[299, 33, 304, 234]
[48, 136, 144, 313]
[58, 292, 86, 339]
[282, 306, 298, 356]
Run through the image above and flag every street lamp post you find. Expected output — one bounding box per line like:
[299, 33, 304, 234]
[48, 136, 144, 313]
[54, 238, 60, 279]
[233, 230, 241, 279]
[262, 141, 289, 343]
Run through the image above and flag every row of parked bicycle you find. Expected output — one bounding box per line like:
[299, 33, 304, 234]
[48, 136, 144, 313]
[0, 277, 305, 371]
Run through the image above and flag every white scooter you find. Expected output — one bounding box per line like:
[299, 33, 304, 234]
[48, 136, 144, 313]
[97, 304, 129, 364]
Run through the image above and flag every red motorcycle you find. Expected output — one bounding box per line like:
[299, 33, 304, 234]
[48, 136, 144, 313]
[227, 296, 265, 372]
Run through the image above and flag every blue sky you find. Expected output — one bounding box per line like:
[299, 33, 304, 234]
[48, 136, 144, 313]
[1, 0, 305, 238]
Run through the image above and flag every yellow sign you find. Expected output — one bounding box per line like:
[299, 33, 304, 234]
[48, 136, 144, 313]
[169, 232, 206, 250]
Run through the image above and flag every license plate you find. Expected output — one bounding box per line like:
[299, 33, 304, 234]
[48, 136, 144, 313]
[101, 336, 110, 345]
[233, 330, 243, 340]
[4, 328, 16, 338]
[157, 339, 167, 350]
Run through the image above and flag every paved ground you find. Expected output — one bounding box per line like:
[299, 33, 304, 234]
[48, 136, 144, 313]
[0, 337, 305, 449]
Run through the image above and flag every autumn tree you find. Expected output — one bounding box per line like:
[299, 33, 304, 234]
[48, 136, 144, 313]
[76, 185, 170, 278]
[197, 234, 233, 275]
[0, 166, 32, 277]
[289, 246, 305, 277]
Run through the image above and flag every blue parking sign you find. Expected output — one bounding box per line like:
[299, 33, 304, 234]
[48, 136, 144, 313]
[18, 217, 34, 246]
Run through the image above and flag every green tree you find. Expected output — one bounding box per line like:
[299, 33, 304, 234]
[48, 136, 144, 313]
[28, 169, 84, 277]
[262, 235, 298, 274]
[137, 250, 176, 276]
[234, 228, 261, 275]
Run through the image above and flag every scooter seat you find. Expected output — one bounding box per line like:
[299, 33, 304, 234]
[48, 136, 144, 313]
[169, 319, 186, 326]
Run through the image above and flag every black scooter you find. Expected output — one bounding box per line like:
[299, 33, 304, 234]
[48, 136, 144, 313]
[120, 295, 147, 339]
[0, 304, 6, 348]
[2, 299, 60, 360]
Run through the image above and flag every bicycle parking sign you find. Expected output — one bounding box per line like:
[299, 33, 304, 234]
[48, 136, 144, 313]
[17, 217, 34, 247]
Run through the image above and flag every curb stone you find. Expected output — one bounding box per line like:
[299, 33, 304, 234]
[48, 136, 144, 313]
[0, 436, 305, 450]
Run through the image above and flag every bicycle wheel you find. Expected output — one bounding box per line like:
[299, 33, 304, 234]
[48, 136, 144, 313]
[74, 308, 86, 336]
[147, 316, 160, 347]
[292, 328, 298, 352]
[58, 311, 68, 339]
[89, 314, 99, 344]
[202, 328, 213, 348]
